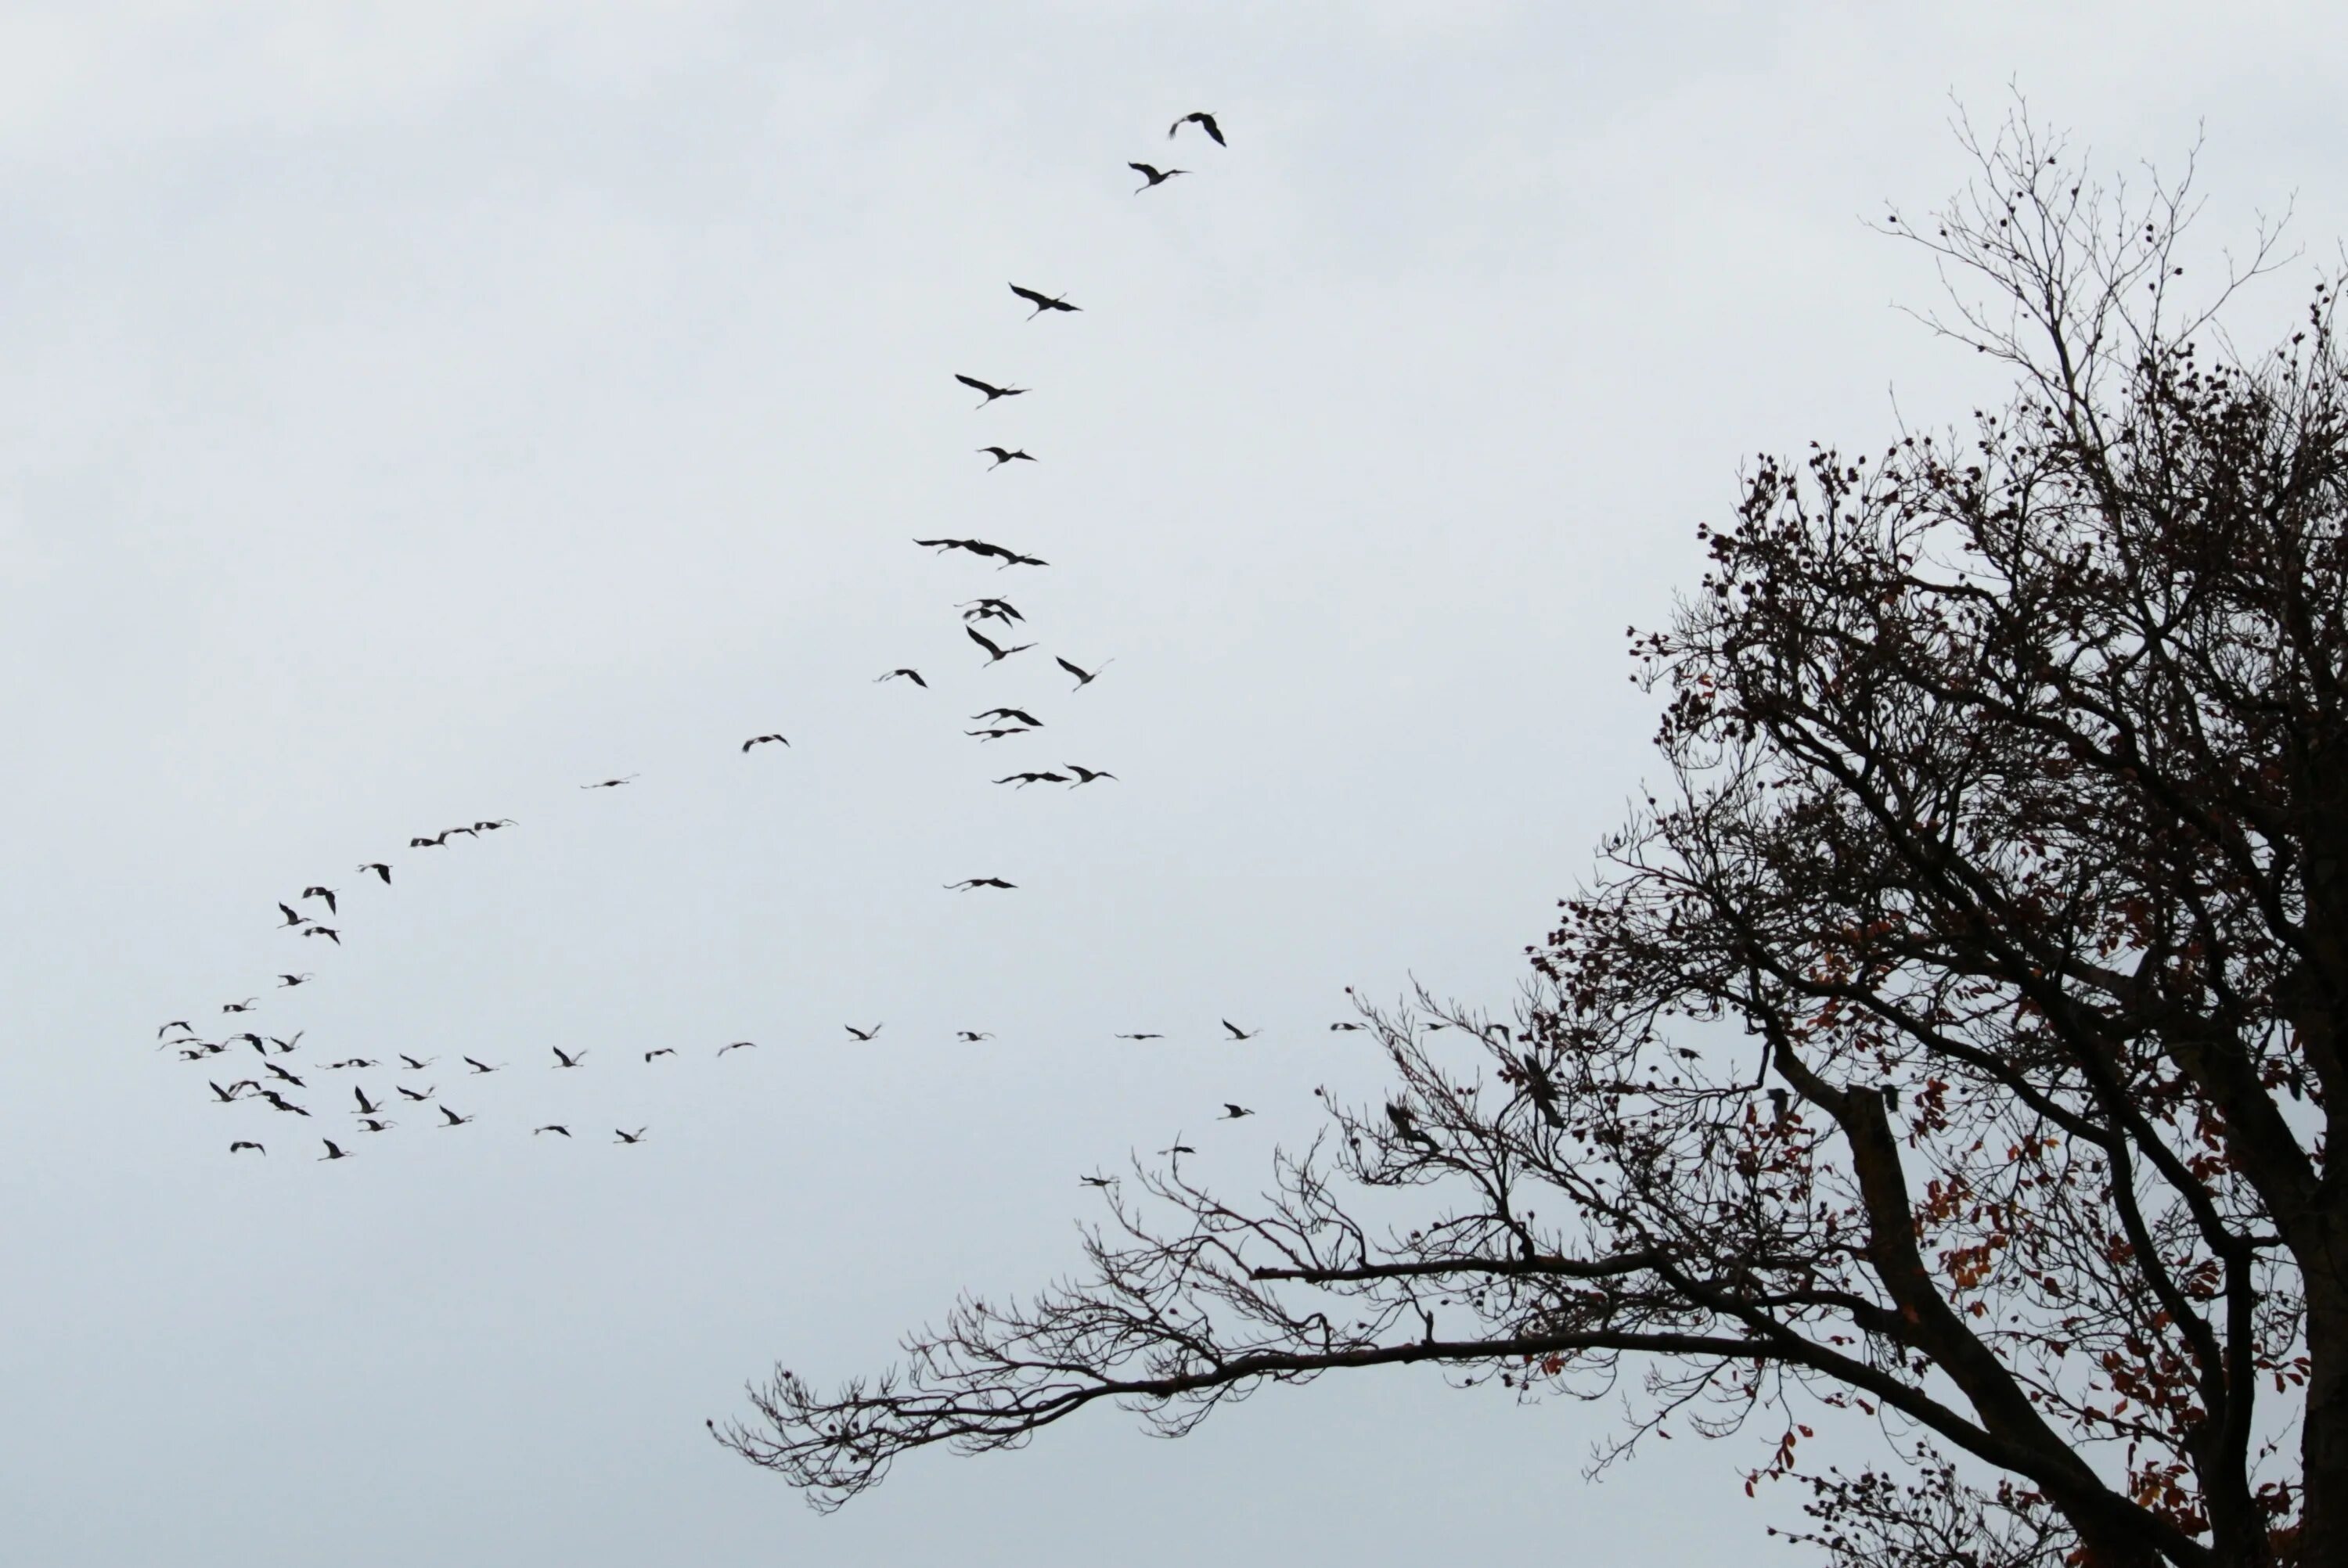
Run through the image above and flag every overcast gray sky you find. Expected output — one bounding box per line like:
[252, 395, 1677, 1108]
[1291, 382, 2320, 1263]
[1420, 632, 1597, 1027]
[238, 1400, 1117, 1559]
[5, 3, 2343, 1564]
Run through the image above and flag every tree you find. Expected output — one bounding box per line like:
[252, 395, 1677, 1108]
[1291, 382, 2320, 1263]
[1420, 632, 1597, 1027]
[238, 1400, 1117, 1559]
[715, 113, 2344, 1568]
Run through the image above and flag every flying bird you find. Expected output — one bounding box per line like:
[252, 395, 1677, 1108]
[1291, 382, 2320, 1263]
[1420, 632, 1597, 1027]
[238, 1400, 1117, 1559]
[968, 626, 1036, 665]
[995, 771, 1070, 787]
[1129, 161, 1187, 191]
[463, 1057, 501, 1075]
[474, 819, 517, 831]
[973, 707, 1043, 727]
[410, 832, 452, 848]
[844, 1024, 883, 1042]
[223, 998, 258, 1013]
[438, 1106, 475, 1127]
[1330, 1021, 1367, 1031]
[157, 1020, 195, 1039]
[277, 903, 305, 927]
[258, 1090, 308, 1117]
[302, 886, 338, 914]
[1222, 1020, 1261, 1041]
[978, 446, 1036, 469]
[1219, 1103, 1255, 1120]
[741, 734, 790, 752]
[645, 1048, 676, 1061]
[268, 1032, 304, 1054]
[959, 598, 1023, 624]
[1160, 1139, 1197, 1157]
[955, 1030, 995, 1042]
[535, 1125, 572, 1138]
[277, 973, 313, 988]
[945, 878, 1017, 890]
[229, 1141, 265, 1155]
[1079, 1174, 1117, 1189]
[264, 1063, 305, 1087]
[876, 667, 928, 687]
[398, 1054, 434, 1071]
[356, 861, 392, 884]
[955, 373, 1027, 408]
[614, 1127, 647, 1145]
[441, 825, 480, 838]
[1064, 764, 1117, 785]
[582, 775, 638, 789]
[207, 1081, 246, 1104]
[1168, 110, 1226, 146]
[1056, 655, 1111, 690]
[322, 1058, 377, 1070]
[1116, 1032, 1165, 1040]
[552, 1046, 587, 1068]
[717, 1040, 758, 1056]
[357, 1117, 396, 1133]
[1008, 282, 1080, 318]
[353, 1088, 381, 1116]
[965, 728, 1035, 742]
[304, 926, 340, 944]
[395, 1084, 434, 1102]
[319, 1140, 353, 1161]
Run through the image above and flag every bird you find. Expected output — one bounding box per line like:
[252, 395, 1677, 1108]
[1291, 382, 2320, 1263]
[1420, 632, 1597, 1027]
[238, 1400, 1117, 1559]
[946, 878, 1017, 890]
[1159, 1139, 1197, 1157]
[229, 1141, 265, 1155]
[1116, 1032, 1165, 1040]
[302, 886, 338, 915]
[398, 1054, 434, 1071]
[1387, 1102, 1435, 1147]
[1222, 1020, 1261, 1041]
[1056, 655, 1111, 690]
[844, 1024, 883, 1042]
[222, 998, 258, 1014]
[410, 832, 452, 848]
[1129, 161, 1187, 191]
[582, 775, 638, 789]
[955, 373, 1028, 408]
[157, 1020, 196, 1039]
[277, 903, 305, 927]
[876, 667, 927, 687]
[358, 862, 392, 883]
[956, 1030, 995, 1042]
[322, 1058, 377, 1070]
[304, 926, 340, 944]
[268, 1032, 304, 1054]
[264, 1063, 306, 1087]
[614, 1127, 647, 1145]
[1009, 282, 1081, 318]
[1079, 1174, 1118, 1189]
[552, 1046, 587, 1069]
[463, 1057, 501, 1075]
[966, 727, 1035, 742]
[474, 819, 517, 831]
[319, 1140, 353, 1160]
[207, 1081, 245, 1104]
[353, 1088, 381, 1116]
[959, 598, 1024, 624]
[996, 771, 1069, 788]
[717, 1040, 757, 1056]
[1768, 1087, 1791, 1127]
[968, 626, 1036, 665]
[1330, 1021, 1367, 1031]
[1064, 764, 1117, 786]
[258, 1090, 309, 1117]
[277, 973, 313, 988]
[973, 707, 1043, 727]
[438, 1106, 474, 1127]
[441, 825, 479, 838]
[741, 734, 790, 752]
[978, 446, 1037, 469]
[1219, 1103, 1255, 1120]
[914, 536, 1048, 569]
[357, 1117, 396, 1133]
[1168, 110, 1226, 146]
[395, 1085, 434, 1102]
[535, 1124, 572, 1138]
[645, 1048, 677, 1061]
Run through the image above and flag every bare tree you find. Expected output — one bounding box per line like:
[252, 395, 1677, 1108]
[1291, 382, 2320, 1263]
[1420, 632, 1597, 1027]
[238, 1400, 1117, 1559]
[718, 111, 2342, 1568]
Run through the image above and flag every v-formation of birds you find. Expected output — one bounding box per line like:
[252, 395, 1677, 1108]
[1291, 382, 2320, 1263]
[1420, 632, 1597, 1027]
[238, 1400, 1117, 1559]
[149, 111, 1326, 1166]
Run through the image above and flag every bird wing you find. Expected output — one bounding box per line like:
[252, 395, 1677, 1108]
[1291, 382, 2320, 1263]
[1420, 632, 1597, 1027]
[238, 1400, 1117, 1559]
[967, 626, 1003, 657]
[1008, 283, 1046, 305]
[954, 373, 992, 393]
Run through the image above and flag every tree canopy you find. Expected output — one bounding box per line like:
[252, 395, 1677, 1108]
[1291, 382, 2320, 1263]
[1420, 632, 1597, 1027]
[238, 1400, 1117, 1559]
[718, 114, 2346, 1568]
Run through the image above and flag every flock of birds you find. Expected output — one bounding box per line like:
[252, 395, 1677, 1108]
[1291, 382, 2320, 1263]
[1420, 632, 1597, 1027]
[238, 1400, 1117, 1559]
[151, 110, 1346, 1170]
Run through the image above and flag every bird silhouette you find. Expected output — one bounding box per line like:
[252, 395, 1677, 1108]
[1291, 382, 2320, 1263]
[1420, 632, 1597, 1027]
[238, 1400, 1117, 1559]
[355, 1117, 396, 1133]
[1129, 161, 1187, 191]
[614, 1127, 647, 1145]
[319, 1140, 353, 1161]
[441, 825, 479, 838]
[913, 537, 1048, 569]
[741, 734, 790, 753]
[1219, 1103, 1255, 1120]
[322, 1058, 377, 1070]
[410, 832, 452, 847]
[1329, 1021, 1367, 1031]
[438, 1106, 474, 1127]
[1160, 1138, 1197, 1157]
[358, 862, 392, 883]
[535, 1124, 571, 1138]
[552, 1046, 587, 1068]
[268, 1032, 303, 1054]
[965, 727, 1035, 742]
[978, 446, 1037, 469]
[207, 1081, 245, 1104]
[973, 707, 1043, 727]
[474, 818, 517, 831]
[463, 1057, 502, 1075]
[222, 998, 258, 1014]
[1056, 655, 1111, 690]
[717, 1040, 758, 1056]
[304, 926, 340, 944]
[581, 775, 638, 790]
[946, 878, 1017, 890]
[876, 667, 928, 687]
[229, 1141, 265, 1155]
[1008, 282, 1080, 318]
[157, 1021, 195, 1039]
[1222, 1020, 1261, 1041]
[264, 1063, 305, 1088]
[353, 1087, 381, 1116]
[955, 373, 1028, 408]
[1079, 1174, 1118, 1188]
[1064, 764, 1117, 786]
[968, 626, 1036, 665]
[996, 771, 1070, 787]
[395, 1084, 434, 1102]
[956, 1030, 995, 1042]
[1116, 1032, 1165, 1040]
[645, 1048, 677, 1061]
[276, 973, 312, 988]
[277, 903, 305, 926]
[844, 1024, 883, 1041]
[1169, 110, 1226, 146]
[398, 1054, 434, 1071]
[959, 598, 1024, 624]
[258, 1090, 308, 1117]
[302, 886, 338, 915]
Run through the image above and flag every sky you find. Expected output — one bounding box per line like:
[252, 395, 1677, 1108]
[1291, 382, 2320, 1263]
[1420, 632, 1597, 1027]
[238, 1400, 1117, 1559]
[3, 3, 2343, 1564]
